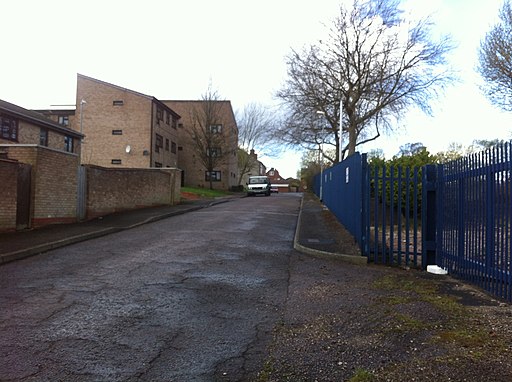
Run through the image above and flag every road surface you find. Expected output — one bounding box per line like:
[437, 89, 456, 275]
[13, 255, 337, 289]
[0, 194, 301, 381]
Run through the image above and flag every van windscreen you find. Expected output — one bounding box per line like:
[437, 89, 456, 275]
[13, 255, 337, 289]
[249, 177, 267, 184]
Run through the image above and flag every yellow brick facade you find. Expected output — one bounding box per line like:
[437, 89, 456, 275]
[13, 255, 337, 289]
[163, 100, 239, 190]
[75, 74, 180, 169]
[0, 100, 82, 155]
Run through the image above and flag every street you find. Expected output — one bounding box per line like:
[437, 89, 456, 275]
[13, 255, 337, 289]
[0, 194, 301, 381]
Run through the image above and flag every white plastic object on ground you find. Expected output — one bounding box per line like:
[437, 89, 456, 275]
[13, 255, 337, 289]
[427, 265, 448, 275]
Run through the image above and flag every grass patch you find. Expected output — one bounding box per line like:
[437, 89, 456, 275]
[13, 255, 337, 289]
[373, 274, 463, 315]
[181, 186, 231, 198]
[254, 360, 274, 382]
[373, 273, 503, 354]
[348, 368, 375, 381]
[437, 328, 488, 348]
[393, 313, 428, 331]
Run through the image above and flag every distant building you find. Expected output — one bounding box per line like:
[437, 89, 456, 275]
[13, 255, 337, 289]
[240, 149, 266, 186]
[266, 167, 291, 193]
[162, 100, 239, 190]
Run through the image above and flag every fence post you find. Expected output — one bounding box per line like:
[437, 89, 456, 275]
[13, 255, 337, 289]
[422, 165, 437, 268]
[436, 164, 444, 269]
[361, 153, 370, 256]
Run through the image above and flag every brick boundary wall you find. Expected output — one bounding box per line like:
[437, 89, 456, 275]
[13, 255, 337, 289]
[1, 145, 80, 228]
[85, 165, 181, 219]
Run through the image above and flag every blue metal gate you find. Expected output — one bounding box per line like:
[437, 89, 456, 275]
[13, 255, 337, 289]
[364, 164, 425, 268]
[437, 145, 512, 301]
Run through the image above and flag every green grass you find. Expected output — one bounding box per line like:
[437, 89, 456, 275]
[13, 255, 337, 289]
[348, 368, 375, 382]
[181, 186, 231, 198]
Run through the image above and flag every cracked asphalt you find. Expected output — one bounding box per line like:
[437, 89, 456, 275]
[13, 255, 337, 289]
[0, 194, 302, 381]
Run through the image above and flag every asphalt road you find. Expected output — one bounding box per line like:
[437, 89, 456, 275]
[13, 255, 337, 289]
[0, 194, 302, 381]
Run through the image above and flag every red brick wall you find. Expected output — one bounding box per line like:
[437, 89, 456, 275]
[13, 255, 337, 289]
[0, 159, 18, 230]
[85, 165, 181, 218]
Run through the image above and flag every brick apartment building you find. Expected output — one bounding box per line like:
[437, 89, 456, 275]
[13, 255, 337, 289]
[0, 99, 83, 230]
[163, 100, 239, 190]
[73, 74, 181, 169]
[37, 74, 240, 190]
[1, 99, 82, 155]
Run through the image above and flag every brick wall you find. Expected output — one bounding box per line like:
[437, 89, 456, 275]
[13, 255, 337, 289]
[85, 165, 181, 218]
[0, 159, 18, 230]
[1, 145, 79, 227]
[0, 145, 181, 232]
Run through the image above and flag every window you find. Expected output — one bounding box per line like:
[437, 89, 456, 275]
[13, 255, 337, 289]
[209, 124, 222, 134]
[39, 128, 48, 146]
[207, 147, 222, 157]
[156, 107, 163, 122]
[0, 114, 18, 142]
[165, 138, 169, 151]
[111, 159, 122, 165]
[178, 146, 183, 151]
[155, 134, 163, 153]
[165, 111, 170, 125]
[113, 100, 124, 106]
[171, 141, 177, 154]
[205, 171, 221, 182]
[64, 135, 74, 153]
[112, 129, 123, 135]
[172, 117, 178, 129]
[154, 162, 162, 168]
[58, 115, 69, 126]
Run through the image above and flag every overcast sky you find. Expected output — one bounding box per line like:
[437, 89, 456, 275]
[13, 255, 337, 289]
[1, 0, 510, 178]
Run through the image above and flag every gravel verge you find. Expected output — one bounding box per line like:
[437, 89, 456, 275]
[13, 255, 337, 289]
[255, 202, 512, 382]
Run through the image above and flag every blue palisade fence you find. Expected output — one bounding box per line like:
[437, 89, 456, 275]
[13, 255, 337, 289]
[313, 144, 512, 302]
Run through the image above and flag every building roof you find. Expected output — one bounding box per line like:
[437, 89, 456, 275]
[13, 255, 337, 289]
[162, 99, 238, 132]
[78, 74, 181, 119]
[0, 99, 83, 138]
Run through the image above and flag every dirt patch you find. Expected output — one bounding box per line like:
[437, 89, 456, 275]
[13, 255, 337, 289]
[256, 254, 512, 382]
[180, 191, 201, 201]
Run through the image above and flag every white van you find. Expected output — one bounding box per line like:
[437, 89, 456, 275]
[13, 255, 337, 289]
[246, 176, 271, 196]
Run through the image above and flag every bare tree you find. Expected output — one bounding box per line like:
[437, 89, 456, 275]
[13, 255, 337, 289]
[478, 0, 512, 111]
[275, 0, 454, 162]
[236, 103, 279, 184]
[187, 86, 234, 190]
